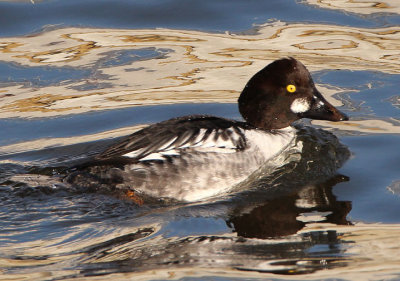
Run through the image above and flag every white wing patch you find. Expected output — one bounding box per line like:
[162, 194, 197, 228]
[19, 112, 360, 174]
[138, 153, 165, 161]
[122, 127, 244, 161]
[158, 136, 178, 150]
[122, 150, 142, 158]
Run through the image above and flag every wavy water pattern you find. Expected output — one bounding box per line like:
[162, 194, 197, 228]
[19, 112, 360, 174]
[0, 24, 398, 142]
[305, 0, 400, 15]
[0, 2, 400, 280]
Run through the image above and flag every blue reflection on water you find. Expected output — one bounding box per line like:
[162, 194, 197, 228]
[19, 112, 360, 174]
[0, 48, 170, 89]
[0, 62, 91, 86]
[0, 0, 396, 37]
[100, 48, 171, 68]
[338, 135, 400, 223]
[314, 70, 400, 118]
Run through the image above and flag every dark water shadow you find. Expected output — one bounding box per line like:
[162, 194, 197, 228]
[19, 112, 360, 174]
[227, 174, 352, 239]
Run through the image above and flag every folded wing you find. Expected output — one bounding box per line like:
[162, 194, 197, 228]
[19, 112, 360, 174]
[96, 115, 249, 163]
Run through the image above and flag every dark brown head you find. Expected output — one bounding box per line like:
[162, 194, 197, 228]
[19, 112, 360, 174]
[238, 58, 348, 129]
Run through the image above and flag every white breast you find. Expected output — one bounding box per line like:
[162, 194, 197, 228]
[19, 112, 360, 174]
[244, 127, 296, 161]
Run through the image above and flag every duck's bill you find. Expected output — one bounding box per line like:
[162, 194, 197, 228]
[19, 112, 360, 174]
[300, 93, 349, 122]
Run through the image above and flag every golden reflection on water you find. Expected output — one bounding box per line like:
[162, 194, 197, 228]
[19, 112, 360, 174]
[305, 0, 400, 15]
[96, 223, 400, 281]
[3, 222, 398, 281]
[0, 23, 398, 136]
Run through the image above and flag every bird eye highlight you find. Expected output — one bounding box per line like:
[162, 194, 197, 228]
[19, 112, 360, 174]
[286, 84, 296, 93]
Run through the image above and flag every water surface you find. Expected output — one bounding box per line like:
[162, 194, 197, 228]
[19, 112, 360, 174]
[0, 0, 399, 280]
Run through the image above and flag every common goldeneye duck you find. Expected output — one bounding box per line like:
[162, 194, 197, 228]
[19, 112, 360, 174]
[65, 58, 348, 202]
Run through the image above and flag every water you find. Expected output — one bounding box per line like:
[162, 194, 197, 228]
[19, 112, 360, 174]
[0, 0, 400, 280]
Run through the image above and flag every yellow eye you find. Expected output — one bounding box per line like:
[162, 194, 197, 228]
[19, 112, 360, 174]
[286, 84, 296, 93]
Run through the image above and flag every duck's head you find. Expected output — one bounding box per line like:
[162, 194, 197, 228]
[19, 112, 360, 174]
[238, 57, 348, 130]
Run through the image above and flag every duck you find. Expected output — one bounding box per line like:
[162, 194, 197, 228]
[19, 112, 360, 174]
[65, 57, 348, 202]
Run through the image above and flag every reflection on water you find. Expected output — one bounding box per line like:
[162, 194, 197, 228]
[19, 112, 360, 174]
[0, 23, 399, 120]
[228, 175, 352, 239]
[0, 23, 398, 138]
[0, 1, 400, 280]
[306, 0, 400, 15]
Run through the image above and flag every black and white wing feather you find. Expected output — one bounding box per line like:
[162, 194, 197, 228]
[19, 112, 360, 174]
[96, 115, 249, 162]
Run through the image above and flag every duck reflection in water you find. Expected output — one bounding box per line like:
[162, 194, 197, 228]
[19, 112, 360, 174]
[227, 175, 352, 239]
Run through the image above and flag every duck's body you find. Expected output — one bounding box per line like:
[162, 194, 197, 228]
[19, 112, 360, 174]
[67, 116, 296, 201]
[65, 58, 348, 202]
